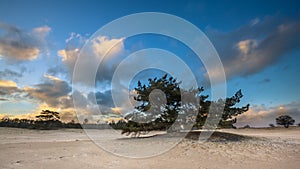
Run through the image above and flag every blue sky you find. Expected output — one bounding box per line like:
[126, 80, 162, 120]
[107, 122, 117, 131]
[0, 0, 299, 127]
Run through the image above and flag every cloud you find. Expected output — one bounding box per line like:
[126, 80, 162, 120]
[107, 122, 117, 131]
[258, 78, 271, 84]
[236, 101, 300, 127]
[43, 73, 62, 81]
[58, 35, 125, 85]
[32, 26, 51, 38]
[57, 48, 79, 77]
[16, 75, 79, 122]
[0, 77, 76, 122]
[0, 75, 123, 122]
[71, 88, 130, 123]
[0, 79, 17, 87]
[87, 88, 137, 116]
[92, 36, 125, 59]
[74, 90, 115, 114]
[88, 90, 113, 107]
[57, 32, 86, 79]
[65, 32, 83, 43]
[0, 79, 19, 95]
[204, 16, 300, 85]
[72, 90, 89, 108]
[8, 102, 77, 122]
[0, 42, 39, 61]
[236, 39, 257, 55]
[0, 23, 50, 62]
[0, 69, 23, 78]
[60, 111, 77, 122]
[24, 75, 71, 107]
[46, 65, 67, 77]
[0, 79, 25, 102]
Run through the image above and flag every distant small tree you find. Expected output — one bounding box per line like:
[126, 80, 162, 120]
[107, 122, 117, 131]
[83, 118, 89, 124]
[36, 110, 60, 121]
[269, 123, 275, 128]
[35, 110, 62, 129]
[276, 115, 295, 128]
[297, 123, 300, 127]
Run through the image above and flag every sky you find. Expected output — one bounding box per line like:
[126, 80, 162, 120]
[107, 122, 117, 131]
[0, 0, 299, 127]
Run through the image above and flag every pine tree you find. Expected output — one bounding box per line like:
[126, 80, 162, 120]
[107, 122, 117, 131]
[121, 74, 249, 136]
[276, 115, 295, 128]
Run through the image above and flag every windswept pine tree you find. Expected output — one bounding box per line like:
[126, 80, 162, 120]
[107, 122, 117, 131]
[118, 74, 249, 136]
[195, 89, 250, 129]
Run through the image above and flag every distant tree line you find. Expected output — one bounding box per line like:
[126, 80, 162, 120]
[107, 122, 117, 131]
[0, 110, 79, 129]
[0, 110, 110, 130]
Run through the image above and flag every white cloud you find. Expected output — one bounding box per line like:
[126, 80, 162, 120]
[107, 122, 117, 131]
[65, 32, 83, 43]
[92, 36, 125, 59]
[43, 73, 62, 81]
[250, 18, 260, 26]
[58, 35, 125, 85]
[57, 48, 79, 75]
[236, 39, 257, 55]
[32, 25, 51, 37]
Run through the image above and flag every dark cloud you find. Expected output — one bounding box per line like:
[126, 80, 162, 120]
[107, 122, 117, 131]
[0, 80, 19, 95]
[72, 90, 89, 108]
[204, 16, 300, 85]
[88, 90, 114, 107]
[87, 90, 117, 115]
[0, 69, 23, 78]
[259, 78, 271, 84]
[95, 64, 117, 83]
[46, 65, 68, 77]
[25, 76, 71, 107]
[59, 96, 74, 109]
[0, 77, 73, 112]
[282, 65, 289, 71]
[0, 22, 50, 62]
[0, 86, 18, 95]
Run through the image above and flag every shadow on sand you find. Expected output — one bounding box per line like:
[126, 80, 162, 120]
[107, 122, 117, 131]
[118, 130, 252, 142]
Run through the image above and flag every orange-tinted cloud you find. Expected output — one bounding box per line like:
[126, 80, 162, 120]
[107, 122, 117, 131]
[0, 80, 17, 87]
[0, 79, 18, 95]
[24, 75, 71, 107]
[236, 101, 300, 127]
[0, 23, 51, 62]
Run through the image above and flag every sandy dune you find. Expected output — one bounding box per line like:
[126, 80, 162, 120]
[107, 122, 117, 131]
[0, 127, 299, 169]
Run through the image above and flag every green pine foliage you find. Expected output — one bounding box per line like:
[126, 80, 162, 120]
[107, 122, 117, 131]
[117, 74, 249, 136]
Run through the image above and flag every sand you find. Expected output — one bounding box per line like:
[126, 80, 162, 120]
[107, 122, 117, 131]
[0, 127, 299, 169]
